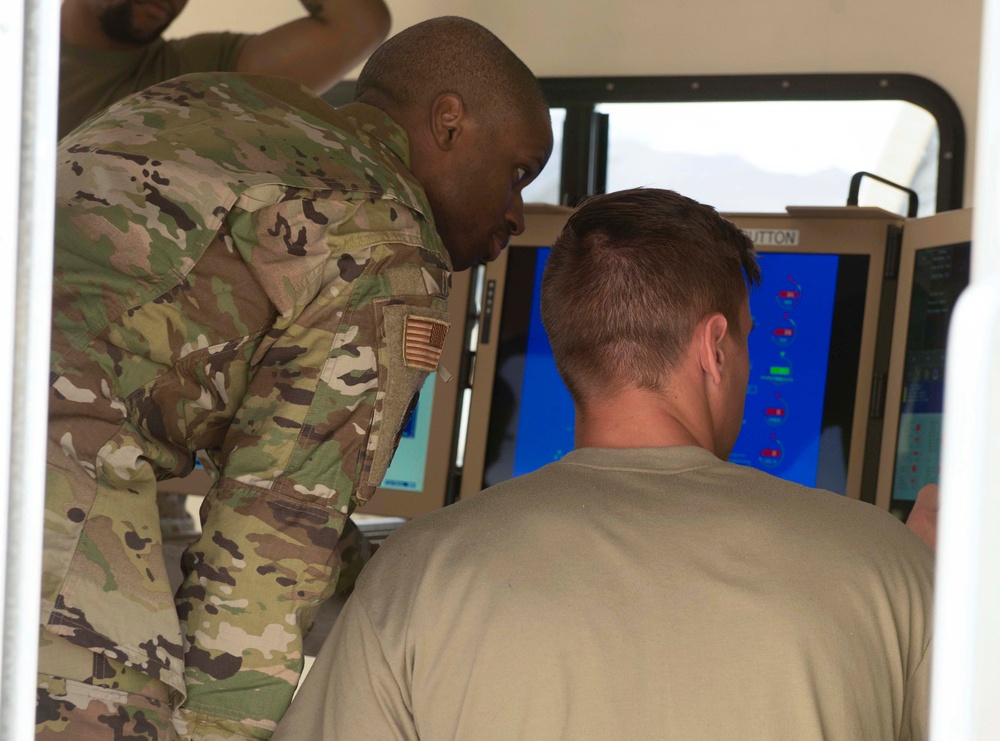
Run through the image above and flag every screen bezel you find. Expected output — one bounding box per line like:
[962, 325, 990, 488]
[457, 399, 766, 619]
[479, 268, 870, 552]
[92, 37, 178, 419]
[458, 206, 574, 501]
[875, 208, 972, 515]
[459, 206, 897, 503]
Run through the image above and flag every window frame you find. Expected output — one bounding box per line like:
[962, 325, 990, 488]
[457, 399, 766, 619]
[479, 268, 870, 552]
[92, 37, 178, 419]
[324, 73, 965, 213]
[542, 73, 965, 212]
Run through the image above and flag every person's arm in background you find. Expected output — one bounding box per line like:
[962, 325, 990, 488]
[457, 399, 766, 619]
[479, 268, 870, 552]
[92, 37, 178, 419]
[237, 0, 391, 94]
[906, 483, 939, 551]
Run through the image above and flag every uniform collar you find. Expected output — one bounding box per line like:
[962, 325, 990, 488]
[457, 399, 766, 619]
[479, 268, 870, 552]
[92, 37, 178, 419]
[336, 102, 412, 170]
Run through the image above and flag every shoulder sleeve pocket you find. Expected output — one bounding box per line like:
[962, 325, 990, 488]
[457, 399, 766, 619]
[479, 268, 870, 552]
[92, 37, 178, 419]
[357, 302, 450, 503]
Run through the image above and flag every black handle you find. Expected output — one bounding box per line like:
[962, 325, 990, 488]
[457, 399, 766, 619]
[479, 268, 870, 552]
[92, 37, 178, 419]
[847, 171, 919, 218]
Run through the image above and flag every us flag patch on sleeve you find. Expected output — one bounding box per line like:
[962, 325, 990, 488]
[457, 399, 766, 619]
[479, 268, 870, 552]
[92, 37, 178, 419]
[403, 314, 449, 372]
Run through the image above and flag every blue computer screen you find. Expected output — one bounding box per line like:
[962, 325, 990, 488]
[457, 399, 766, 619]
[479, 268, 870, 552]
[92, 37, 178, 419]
[512, 249, 574, 477]
[728, 253, 838, 488]
[483, 247, 869, 494]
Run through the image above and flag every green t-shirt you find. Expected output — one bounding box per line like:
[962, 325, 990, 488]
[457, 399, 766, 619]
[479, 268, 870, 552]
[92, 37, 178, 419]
[276, 446, 934, 741]
[59, 32, 251, 139]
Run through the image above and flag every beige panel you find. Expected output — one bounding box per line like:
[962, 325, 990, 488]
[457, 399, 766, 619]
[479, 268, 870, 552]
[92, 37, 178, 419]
[875, 208, 973, 511]
[457, 249, 508, 502]
[514, 204, 575, 246]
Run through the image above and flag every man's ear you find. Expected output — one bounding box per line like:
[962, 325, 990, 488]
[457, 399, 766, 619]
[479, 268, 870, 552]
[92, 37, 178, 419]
[429, 93, 466, 151]
[698, 313, 730, 386]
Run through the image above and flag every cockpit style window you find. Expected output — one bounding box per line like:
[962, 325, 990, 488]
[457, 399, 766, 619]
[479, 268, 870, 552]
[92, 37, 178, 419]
[525, 75, 963, 215]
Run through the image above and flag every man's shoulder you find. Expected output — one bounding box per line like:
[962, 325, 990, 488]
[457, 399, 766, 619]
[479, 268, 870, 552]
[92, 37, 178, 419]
[555, 448, 932, 568]
[62, 74, 413, 191]
[361, 470, 552, 563]
[723, 461, 934, 570]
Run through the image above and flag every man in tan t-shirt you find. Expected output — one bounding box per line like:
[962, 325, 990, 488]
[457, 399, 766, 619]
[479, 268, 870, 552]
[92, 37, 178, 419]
[59, 0, 391, 138]
[275, 188, 933, 741]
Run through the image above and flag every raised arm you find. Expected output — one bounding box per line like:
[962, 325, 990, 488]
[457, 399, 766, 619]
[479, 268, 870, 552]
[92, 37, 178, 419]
[236, 0, 391, 93]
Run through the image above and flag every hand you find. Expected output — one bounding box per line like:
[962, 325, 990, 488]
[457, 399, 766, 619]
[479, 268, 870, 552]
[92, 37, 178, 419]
[906, 483, 939, 550]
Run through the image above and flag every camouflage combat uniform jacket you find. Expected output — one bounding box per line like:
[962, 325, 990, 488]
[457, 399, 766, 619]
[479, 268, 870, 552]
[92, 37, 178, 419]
[44, 72, 451, 738]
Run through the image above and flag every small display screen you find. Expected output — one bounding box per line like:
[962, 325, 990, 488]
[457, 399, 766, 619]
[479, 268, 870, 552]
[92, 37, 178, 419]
[482, 247, 869, 494]
[891, 242, 970, 504]
[380, 375, 436, 492]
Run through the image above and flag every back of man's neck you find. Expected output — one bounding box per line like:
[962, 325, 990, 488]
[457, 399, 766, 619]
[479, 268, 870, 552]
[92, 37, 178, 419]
[574, 387, 714, 453]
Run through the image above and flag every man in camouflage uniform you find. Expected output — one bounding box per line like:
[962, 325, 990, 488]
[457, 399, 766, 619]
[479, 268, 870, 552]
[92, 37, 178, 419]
[39, 16, 552, 740]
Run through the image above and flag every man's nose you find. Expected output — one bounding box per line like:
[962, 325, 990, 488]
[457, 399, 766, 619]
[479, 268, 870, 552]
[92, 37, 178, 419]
[505, 194, 525, 236]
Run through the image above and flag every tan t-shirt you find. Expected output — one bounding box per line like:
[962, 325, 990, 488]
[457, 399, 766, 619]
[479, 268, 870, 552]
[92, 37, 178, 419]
[59, 33, 251, 139]
[277, 446, 934, 741]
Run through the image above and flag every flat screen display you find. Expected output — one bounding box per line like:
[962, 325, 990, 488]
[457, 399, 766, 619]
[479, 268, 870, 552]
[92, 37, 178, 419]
[380, 375, 436, 492]
[890, 241, 970, 503]
[482, 247, 870, 494]
[729, 252, 869, 492]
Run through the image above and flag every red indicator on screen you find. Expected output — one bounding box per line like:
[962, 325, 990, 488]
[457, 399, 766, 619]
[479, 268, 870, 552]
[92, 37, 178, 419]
[778, 290, 800, 299]
[760, 448, 782, 458]
[773, 328, 794, 337]
[764, 407, 786, 417]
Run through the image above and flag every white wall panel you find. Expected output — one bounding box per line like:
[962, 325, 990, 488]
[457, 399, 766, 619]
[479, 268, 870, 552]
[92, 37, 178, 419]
[170, 0, 984, 205]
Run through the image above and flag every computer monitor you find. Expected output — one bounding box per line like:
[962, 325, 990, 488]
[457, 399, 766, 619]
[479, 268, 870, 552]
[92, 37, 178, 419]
[460, 206, 901, 502]
[158, 269, 471, 520]
[876, 208, 972, 519]
[360, 268, 471, 517]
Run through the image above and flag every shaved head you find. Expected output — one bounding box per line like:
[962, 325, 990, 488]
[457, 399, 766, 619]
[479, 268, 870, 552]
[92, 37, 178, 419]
[354, 16, 553, 270]
[355, 16, 548, 129]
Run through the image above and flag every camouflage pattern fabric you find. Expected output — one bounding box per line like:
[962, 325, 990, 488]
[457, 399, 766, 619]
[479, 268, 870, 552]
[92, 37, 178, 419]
[331, 518, 374, 595]
[37, 632, 176, 740]
[59, 32, 252, 139]
[43, 72, 451, 739]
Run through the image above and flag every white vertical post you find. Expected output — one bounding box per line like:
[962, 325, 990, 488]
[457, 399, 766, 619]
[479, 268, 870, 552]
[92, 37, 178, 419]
[929, 0, 1000, 738]
[971, 0, 1000, 282]
[0, 0, 59, 738]
[931, 276, 1000, 740]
